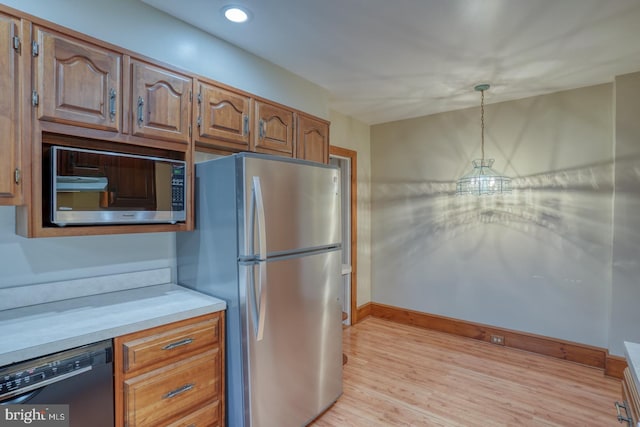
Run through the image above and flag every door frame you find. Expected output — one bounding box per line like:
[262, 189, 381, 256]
[329, 146, 359, 323]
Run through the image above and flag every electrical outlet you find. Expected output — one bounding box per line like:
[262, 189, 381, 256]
[490, 335, 505, 345]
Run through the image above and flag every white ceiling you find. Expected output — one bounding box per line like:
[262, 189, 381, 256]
[141, 0, 640, 125]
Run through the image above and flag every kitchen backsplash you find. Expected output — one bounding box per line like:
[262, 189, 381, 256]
[0, 268, 172, 311]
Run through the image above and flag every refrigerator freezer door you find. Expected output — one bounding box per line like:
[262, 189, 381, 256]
[240, 156, 341, 258]
[246, 249, 343, 427]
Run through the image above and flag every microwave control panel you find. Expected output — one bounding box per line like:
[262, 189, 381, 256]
[171, 164, 186, 212]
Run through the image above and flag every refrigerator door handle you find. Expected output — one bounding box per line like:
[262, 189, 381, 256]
[247, 176, 267, 341]
[256, 260, 267, 341]
[252, 176, 267, 261]
[248, 261, 267, 341]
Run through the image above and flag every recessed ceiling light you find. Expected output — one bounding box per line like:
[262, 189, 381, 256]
[222, 5, 250, 23]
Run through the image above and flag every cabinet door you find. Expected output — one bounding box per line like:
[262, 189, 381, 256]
[34, 26, 121, 132]
[0, 13, 21, 204]
[296, 114, 329, 164]
[131, 60, 192, 145]
[196, 81, 250, 152]
[253, 100, 294, 156]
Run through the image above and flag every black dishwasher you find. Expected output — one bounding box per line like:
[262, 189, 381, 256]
[0, 340, 114, 427]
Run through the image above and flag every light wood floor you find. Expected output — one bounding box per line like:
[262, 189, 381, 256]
[311, 317, 621, 427]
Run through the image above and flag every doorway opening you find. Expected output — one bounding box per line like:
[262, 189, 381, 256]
[329, 146, 357, 325]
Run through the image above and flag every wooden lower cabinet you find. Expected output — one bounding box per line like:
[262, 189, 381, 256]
[114, 312, 225, 427]
[619, 367, 639, 426]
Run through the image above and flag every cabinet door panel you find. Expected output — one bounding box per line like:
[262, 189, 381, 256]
[297, 115, 329, 164]
[254, 100, 294, 156]
[35, 26, 121, 131]
[131, 60, 191, 144]
[0, 13, 21, 203]
[197, 81, 250, 151]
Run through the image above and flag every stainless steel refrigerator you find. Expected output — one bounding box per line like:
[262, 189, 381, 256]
[176, 152, 343, 427]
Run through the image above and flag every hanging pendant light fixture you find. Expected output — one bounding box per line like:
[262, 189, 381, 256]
[456, 84, 511, 195]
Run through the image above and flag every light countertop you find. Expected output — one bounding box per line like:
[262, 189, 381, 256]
[0, 269, 225, 366]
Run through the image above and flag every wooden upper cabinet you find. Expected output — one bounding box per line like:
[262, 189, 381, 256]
[130, 59, 192, 145]
[34, 26, 122, 132]
[253, 100, 294, 156]
[0, 12, 22, 204]
[195, 81, 250, 152]
[296, 114, 329, 164]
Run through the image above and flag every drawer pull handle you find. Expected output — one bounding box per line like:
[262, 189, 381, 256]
[163, 383, 194, 399]
[615, 401, 633, 425]
[162, 338, 194, 350]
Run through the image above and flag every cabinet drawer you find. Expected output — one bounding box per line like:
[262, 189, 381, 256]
[124, 348, 221, 427]
[122, 316, 220, 374]
[165, 401, 221, 427]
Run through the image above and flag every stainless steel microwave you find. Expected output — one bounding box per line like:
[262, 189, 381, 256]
[48, 146, 187, 226]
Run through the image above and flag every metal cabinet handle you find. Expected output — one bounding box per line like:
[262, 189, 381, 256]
[258, 119, 264, 139]
[615, 401, 633, 425]
[161, 338, 194, 351]
[137, 96, 144, 126]
[109, 88, 116, 122]
[163, 383, 194, 399]
[243, 114, 249, 136]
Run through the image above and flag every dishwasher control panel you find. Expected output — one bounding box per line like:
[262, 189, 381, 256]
[0, 340, 112, 400]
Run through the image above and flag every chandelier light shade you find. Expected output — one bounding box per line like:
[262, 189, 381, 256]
[456, 84, 511, 196]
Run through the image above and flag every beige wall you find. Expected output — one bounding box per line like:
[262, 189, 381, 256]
[329, 110, 372, 306]
[371, 84, 616, 350]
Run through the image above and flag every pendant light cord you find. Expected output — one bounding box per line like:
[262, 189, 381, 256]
[480, 89, 485, 162]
